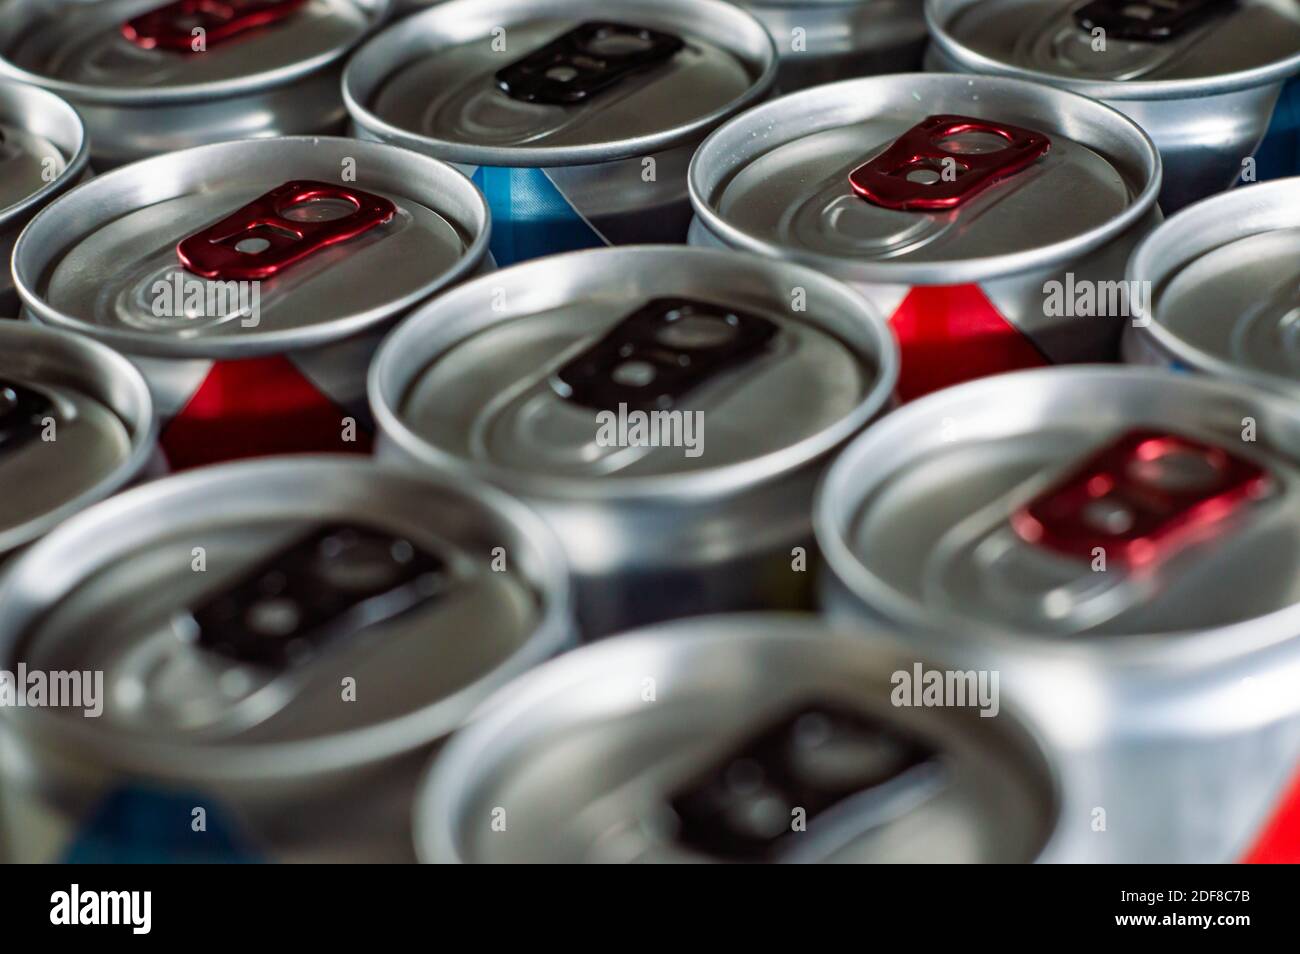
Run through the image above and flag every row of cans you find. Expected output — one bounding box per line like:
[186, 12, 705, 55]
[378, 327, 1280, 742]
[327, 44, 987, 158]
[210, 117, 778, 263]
[0, 0, 1297, 863]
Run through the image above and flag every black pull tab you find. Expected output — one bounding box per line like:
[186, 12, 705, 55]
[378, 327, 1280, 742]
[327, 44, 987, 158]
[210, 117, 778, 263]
[1074, 0, 1231, 42]
[668, 703, 936, 861]
[192, 524, 447, 669]
[551, 297, 777, 413]
[495, 21, 684, 105]
[0, 380, 54, 455]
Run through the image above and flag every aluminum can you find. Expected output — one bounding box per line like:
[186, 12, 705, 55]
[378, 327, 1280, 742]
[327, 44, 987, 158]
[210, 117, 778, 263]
[0, 79, 89, 316]
[0, 320, 155, 565]
[370, 245, 898, 638]
[0, 455, 573, 863]
[735, 0, 928, 92]
[688, 72, 1161, 402]
[13, 136, 490, 471]
[343, 0, 777, 267]
[1124, 177, 1300, 400]
[416, 613, 1062, 863]
[925, 0, 1300, 213]
[816, 365, 1300, 862]
[0, 0, 391, 168]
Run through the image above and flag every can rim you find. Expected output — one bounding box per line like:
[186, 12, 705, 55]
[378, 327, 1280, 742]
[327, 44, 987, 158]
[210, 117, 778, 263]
[687, 72, 1163, 285]
[0, 321, 158, 558]
[0, 455, 576, 781]
[1126, 177, 1300, 400]
[0, 0, 391, 107]
[814, 365, 1300, 668]
[11, 136, 493, 360]
[413, 613, 1064, 863]
[925, 0, 1300, 101]
[0, 80, 90, 230]
[342, 0, 779, 168]
[368, 244, 901, 501]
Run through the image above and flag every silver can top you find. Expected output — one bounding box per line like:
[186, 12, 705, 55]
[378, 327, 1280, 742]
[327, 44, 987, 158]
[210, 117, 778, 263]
[0, 0, 387, 103]
[0, 322, 155, 559]
[688, 72, 1160, 285]
[1128, 178, 1300, 400]
[13, 137, 490, 360]
[928, 0, 1300, 97]
[0, 456, 573, 779]
[417, 614, 1059, 863]
[344, 0, 777, 166]
[0, 79, 88, 230]
[370, 245, 897, 490]
[817, 366, 1300, 658]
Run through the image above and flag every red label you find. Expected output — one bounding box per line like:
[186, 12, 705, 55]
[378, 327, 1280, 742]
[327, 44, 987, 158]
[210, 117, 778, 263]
[1242, 771, 1300, 863]
[887, 284, 1049, 402]
[849, 115, 1050, 212]
[160, 355, 371, 470]
[122, 0, 308, 52]
[177, 181, 396, 282]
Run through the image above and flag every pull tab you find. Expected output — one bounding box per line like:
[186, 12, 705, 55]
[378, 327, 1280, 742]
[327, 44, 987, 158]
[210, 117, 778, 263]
[550, 297, 777, 413]
[122, 0, 308, 52]
[192, 524, 447, 669]
[1073, 0, 1230, 43]
[848, 115, 1051, 212]
[177, 180, 396, 281]
[1011, 429, 1272, 568]
[495, 21, 684, 105]
[0, 380, 53, 455]
[669, 703, 937, 861]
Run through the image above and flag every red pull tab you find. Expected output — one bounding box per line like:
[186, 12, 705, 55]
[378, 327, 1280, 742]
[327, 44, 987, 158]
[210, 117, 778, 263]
[1010, 430, 1271, 568]
[122, 0, 307, 53]
[177, 180, 396, 281]
[848, 115, 1050, 212]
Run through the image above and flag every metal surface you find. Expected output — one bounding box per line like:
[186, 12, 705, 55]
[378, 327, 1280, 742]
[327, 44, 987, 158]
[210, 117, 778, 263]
[735, 0, 928, 92]
[13, 136, 489, 467]
[370, 244, 898, 637]
[815, 365, 1300, 861]
[343, 0, 776, 264]
[417, 614, 1061, 863]
[688, 72, 1161, 398]
[0, 80, 89, 316]
[1124, 177, 1300, 402]
[0, 0, 390, 166]
[0, 321, 156, 562]
[926, 0, 1300, 212]
[0, 455, 573, 862]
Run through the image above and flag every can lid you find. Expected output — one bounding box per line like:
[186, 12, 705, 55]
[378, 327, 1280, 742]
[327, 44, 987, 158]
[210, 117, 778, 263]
[370, 246, 898, 497]
[343, 0, 777, 167]
[689, 73, 1160, 285]
[0, 322, 155, 558]
[1128, 178, 1300, 399]
[0, 80, 88, 229]
[13, 137, 490, 360]
[416, 614, 1060, 863]
[816, 366, 1300, 658]
[0, 457, 573, 780]
[929, 0, 1300, 98]
[0, 0, 385, 104]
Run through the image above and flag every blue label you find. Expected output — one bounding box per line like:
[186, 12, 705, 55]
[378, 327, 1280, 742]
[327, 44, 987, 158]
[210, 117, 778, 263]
[472, 166, 607, 267]
[63, 787, 262, 864]
[1256, 76, 1300, 181]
